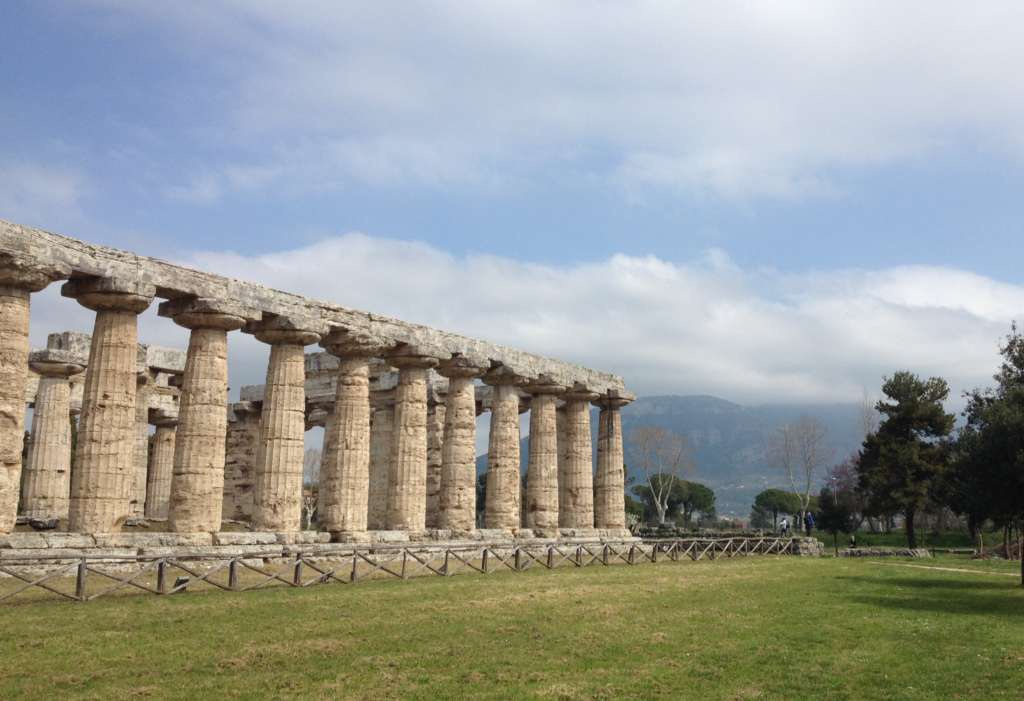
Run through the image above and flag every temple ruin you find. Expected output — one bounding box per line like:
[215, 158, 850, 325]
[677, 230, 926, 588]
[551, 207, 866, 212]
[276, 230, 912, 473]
[0, 218, 635, 549]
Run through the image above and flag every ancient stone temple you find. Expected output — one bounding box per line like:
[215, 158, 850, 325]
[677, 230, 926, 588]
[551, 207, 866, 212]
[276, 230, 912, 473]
[1, 219, 634, 543]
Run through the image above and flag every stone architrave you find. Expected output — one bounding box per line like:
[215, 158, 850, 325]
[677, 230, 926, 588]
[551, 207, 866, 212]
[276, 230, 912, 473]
[559, 384, 600, 530]
[161, 297, 256, 533]
[0, 256, 68, 533]
[524, 377, 566, 536]
[483, 365, 530, 531]
[247, 316, 323, 533]
[385, 349, 440, 531]
[22, 350, 85, 520]
[63, 277, 155, 533]
[367, 397, 394, 530]
[129, 370, 152, 518]
[145, 414, 177, 520]
[593, 390, 634, 530]
[318, 330, 392, 537]
[437, 355, 488, 531]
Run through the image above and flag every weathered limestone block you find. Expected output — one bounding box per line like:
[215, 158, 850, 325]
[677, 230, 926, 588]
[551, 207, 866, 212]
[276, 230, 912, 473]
[162, 297, 255, 533]
[129, 371, 151, 517]
[425, 399, 446, 528]
[249, 318, 323, 533]
[385, 352, 438, 531]
[559, 385, 599, 529]
[484, 376, 524, 530]
[145, 416, 177, 519]
[525, 378, 566, 536]
[64, 278, 154, 533]
[367, 398, 394, 530]
[0, 258, 68, 533]
[22, 351, 85, 520]
[437, 356, 487, 531]
[223, 402, 260, 522]
[593, 391, 634, 530]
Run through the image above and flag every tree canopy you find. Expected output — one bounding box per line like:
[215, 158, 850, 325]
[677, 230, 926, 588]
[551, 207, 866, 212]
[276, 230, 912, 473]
[753, 488, 802, 528]
[856, 371, 955, 549]
[816, 487, 859, 556]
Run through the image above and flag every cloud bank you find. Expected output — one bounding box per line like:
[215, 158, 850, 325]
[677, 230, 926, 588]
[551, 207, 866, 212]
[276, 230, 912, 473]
[29, 233, 1018, 412]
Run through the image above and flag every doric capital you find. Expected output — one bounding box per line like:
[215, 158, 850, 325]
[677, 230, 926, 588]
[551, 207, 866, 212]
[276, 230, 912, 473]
[28, 349, 86, 378]
[0, 252, 71, 292]
[244, 313, 325, 346]
[369, 389, 397, 410]
[560, 382, 601, 403]
[481, 362, 535, 387]
[62, 276, 155, 313]
[385, 344, 443, 369]
[436, 353, 490, 379]
[592, 388, 637, 409]
[523, 374, 568, 396]
[158, 296, 260, 331]
[320, 327, 395, 360]
[150, 410, 179, 428]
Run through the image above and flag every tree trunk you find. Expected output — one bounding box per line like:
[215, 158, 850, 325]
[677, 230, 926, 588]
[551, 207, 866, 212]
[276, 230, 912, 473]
[977, 529, 984, 555]
[905, 507, 917, 549]
[833, 532, 839, 557]
[1004, 526, 1010, 560]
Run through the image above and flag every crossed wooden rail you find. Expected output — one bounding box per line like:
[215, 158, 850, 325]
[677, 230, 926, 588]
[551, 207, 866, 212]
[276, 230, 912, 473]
[0, 537, 795, 604]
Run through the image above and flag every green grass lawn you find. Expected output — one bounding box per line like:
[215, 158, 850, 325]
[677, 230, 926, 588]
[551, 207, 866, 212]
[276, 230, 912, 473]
[813, 531, 1002, 550]
[3, 554, 1024, 700]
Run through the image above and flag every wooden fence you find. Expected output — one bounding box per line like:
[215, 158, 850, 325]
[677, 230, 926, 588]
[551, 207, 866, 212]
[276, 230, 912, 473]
[0, 536, 795, 604]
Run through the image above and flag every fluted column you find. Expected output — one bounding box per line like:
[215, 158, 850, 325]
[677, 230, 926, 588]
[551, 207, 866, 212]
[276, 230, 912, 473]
[483, 366, 527, 531]
[318, 331, 390, 538]
[559, 385, 600, 530]
[367, 397, 394, 530]
[64, 278, 154, 533]
[0, 260, 67, 533]
[524, 378, 566, 536]
[593, 391, 633, 530]
[385, 352, 438, 531]
[162, 298, 254, 533]
[129, 372, 151, 517]
[425, 397, 446, 528]
[145, 416, 177, 519]
[22, 351, 85, 519]
[248, 319, 323, 532]
[437, 355, 488, 531]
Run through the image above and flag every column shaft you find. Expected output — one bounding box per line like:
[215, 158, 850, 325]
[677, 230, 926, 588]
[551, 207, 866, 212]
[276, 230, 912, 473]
[594, 405, 625, 529]
[145, 425, 176, 519]
[129, 377, 150, 517]
[425, 402, 446, 528]
[485, 384, 521, 529]
[367, 404, 393, 529]
[22, 376, 72, 519]
[526, 393, 559, 533]
[69, 308, 144, 532]
[252, 341, 307, 532]
[0, 286, 31, 532]
[439, 376, 476, 530]
[559, 399, 595, 529]
[386, 366, 428, 530]
[320, 360, 371, 534]
[169, 327, 231, 532]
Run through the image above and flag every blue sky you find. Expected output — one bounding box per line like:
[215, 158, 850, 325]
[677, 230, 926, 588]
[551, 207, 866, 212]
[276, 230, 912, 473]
[5, 1, 1024, 409]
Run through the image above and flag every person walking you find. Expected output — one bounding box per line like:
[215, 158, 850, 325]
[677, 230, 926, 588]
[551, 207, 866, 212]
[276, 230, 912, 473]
[780, 517, 789, 537]
[803, 511, 814, 538]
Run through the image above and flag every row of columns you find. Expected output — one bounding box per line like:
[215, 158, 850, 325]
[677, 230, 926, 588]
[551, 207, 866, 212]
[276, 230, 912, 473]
[0, 265, 630, 537]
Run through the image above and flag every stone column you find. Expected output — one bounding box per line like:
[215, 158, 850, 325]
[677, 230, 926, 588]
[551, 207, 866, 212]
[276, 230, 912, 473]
[22, 350, 85, 520]
[425, 393, 447, 528]
[524, 378, 566, 537]
[483, 366, 528, 531]
[367, 396, 394, 530]
[385, 350, 439, 532]
[437, 355, 488, 531]
[247, 316, 323, 533]
[64, 277, 155, 533]
[145, 415, 177, 520]
[318, 331, 390, 538]
[0, 258, 67, 533]
[129, 369, 152, 518]
[223, 401, 261, 523]
[161, 298, 254, 533]
[559, 384, 600, 530]
[593, 391, 634, 530]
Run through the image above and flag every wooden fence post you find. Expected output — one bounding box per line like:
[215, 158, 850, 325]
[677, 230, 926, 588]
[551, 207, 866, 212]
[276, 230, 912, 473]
[294, 552, 303, 586]
[157, 559, 167, 594]
[228, 558, 239, 591]
[76, 557, 88, 601]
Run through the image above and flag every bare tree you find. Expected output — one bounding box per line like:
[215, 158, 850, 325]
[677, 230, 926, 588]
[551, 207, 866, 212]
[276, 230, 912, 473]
[627, 425, 695, 525]
[857, 387, 878, 439]
[302, 447, 323, 530]
[766, 415, 834, 526]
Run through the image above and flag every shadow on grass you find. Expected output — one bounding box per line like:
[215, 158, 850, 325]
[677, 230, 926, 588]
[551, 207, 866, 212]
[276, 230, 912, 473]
[836, 575, 1024, 617]
[838, 575, 1017, 591]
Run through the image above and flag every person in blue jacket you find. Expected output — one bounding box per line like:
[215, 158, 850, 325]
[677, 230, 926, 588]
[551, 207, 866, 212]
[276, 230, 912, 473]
[803, 511, 814, 538]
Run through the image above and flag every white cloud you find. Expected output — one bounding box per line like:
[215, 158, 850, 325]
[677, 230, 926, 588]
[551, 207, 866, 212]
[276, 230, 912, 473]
[0, 159, 90, 226]
[81, 1, 1024, 202]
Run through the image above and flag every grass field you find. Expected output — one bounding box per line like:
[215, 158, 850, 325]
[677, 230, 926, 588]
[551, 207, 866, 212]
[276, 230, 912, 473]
[3, 554, 1024, 700]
